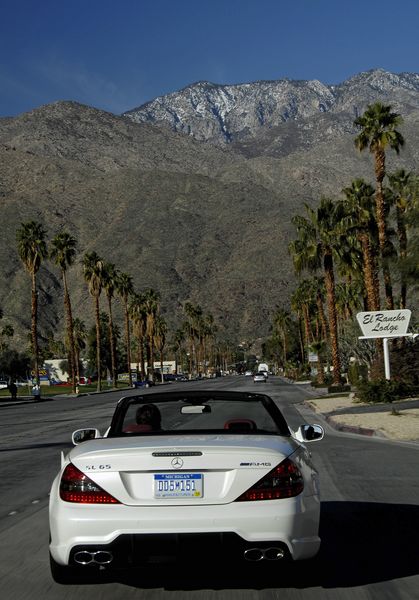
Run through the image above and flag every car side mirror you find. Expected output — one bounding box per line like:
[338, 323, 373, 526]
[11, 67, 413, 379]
[295, 424, 324, 443]
[72, 428, 101, 445]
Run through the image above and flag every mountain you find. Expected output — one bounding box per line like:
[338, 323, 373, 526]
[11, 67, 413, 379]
[0, 69, 418, 351]
[123, 69, 419, 148]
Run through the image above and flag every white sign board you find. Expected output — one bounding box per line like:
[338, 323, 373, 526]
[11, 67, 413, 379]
[356, 309, 411, 338]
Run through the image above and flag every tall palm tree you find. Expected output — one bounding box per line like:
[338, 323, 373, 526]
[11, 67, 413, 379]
[82, 252, 104, 392]
[154, 315, 168, 382]
[354, 102, 404, 309]
[290, 284, 313, 365]
[16, 221, 48, 386]
[72, 317, 87, 385]
[289, 198, 344, 385]
[183, 302, 202, 376]
[102, 262, 118, 387]
[142, 288, 161, 380]
[129, 292, 147, 379]
[341, 179, 380, 311]
[172, 327, 186, 374]
[387, 169, 416, 309]
[272, 307, 292, 369]
[115, 272, 134, 386]
[50, 231, 77, 393]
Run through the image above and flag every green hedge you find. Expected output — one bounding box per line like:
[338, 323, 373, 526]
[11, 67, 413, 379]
[355, 379, 417, 404]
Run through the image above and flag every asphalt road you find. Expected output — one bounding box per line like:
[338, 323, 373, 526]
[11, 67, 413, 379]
[0, 376, 418, 599]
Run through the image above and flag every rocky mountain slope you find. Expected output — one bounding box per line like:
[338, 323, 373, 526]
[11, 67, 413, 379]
[124, 69, 419, 148]
[0, 69, 418, 350]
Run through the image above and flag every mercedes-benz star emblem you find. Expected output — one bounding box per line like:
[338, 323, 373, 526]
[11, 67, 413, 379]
[171, 457, 184, 469]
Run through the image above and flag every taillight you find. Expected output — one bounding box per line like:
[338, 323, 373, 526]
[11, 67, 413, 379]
[235, 457, 304, 501]
[59, 463, 120, 504]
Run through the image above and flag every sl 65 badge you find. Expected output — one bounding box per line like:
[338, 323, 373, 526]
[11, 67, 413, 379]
[85, 464, 111, 470]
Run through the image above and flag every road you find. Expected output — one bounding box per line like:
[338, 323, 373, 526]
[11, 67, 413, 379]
[0, 376, 418, 599]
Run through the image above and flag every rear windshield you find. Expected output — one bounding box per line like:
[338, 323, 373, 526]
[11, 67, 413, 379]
[109, 396, 290, 437]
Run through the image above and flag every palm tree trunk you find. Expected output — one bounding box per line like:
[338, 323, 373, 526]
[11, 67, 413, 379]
[323, 254, 341, 385]
[31, 272, 40, 385]
[124, 299, 132, 386]
[63, 271, 76, 393]
[375, 149, 394, 309]
[360, 233, 380, 311]
[94, 296, 102, 392]
[397, 205, 408, 309]
[107, 296, 117, 387]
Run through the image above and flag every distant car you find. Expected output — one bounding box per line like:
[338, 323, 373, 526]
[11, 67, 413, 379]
[175, 374, 189, 382]
[163, 374, 176, 382]
[0, 381, 8, 389]
[253, 372, 267, 383]
[244, 370, 253, 377]
[132, 379, 154, 388]
[48, 389, 324, 583]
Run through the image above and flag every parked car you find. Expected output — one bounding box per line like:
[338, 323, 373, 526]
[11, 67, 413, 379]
[49, 389, 324, 583]
[0, 380, 9, 389]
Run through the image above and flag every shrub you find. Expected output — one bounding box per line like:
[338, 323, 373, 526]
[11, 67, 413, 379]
[355, 379, 416, 403]
[327, 384, 351, 394]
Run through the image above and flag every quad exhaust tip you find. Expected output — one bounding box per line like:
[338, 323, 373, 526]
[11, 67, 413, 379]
[244, 547, 286, 561]
[74, 550, 113, 565]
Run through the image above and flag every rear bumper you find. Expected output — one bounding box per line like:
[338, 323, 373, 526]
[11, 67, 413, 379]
[49, 493, 321, 566]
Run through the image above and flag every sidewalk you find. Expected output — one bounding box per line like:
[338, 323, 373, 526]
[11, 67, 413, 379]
[305, 394, 419, 442]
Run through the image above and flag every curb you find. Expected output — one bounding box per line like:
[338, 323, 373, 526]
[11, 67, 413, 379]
[304, 400, 384, 439]
[324, 415, 379, 437]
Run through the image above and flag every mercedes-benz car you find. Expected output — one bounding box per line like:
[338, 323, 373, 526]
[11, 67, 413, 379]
[49, 390, 324, 583]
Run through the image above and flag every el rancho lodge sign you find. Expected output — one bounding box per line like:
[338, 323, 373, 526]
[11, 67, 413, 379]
[356, 309, 412, 338]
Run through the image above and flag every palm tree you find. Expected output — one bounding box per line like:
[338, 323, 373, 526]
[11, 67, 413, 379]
[289, 198, 344, 385]
[142, 288, 161, 380]
[272, 307, 292, 370]
[183, 302, 202, 376]
[129, 292, 147, 379]
[354, 102, 404, 309]
[50, 231, 77, 392]
[72, 317, 87, 385]
[341, 179, 380, 311]
[115, 272, 134, 386]
[16, 221, 48, 386]
[387, 169, 416, 309]
[82, 252, 104, 391]
[154, 315, 168, 382]
[172, 327, 186, 374]
[102, 262, 118, 387]
[290, 284, 313, 366]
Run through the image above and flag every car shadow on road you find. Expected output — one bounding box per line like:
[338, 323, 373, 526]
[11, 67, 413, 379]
[106, 501, 419, 590]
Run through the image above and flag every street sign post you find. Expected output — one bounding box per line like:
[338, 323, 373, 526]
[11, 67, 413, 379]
[356, 310, 415, 380]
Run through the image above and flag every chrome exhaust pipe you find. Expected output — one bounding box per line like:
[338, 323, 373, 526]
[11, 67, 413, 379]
[264, 547, 285, 560]
[94, 551, 113, 565]
[244, 548, 264, 562]
[74, 550, 113, 565]
[74, 551, 94, 565]
[244, 547, 286, 561]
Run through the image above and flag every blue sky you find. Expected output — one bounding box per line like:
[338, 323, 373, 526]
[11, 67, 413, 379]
[1, 0, 418, 117]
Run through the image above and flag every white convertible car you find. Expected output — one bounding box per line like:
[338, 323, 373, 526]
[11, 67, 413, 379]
[49, 390, 324, 583]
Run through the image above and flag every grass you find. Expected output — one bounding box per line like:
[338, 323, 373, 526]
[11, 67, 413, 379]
[0, 381, 131, 399]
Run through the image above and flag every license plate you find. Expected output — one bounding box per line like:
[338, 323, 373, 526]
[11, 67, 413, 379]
[154, 473, 203, 498]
